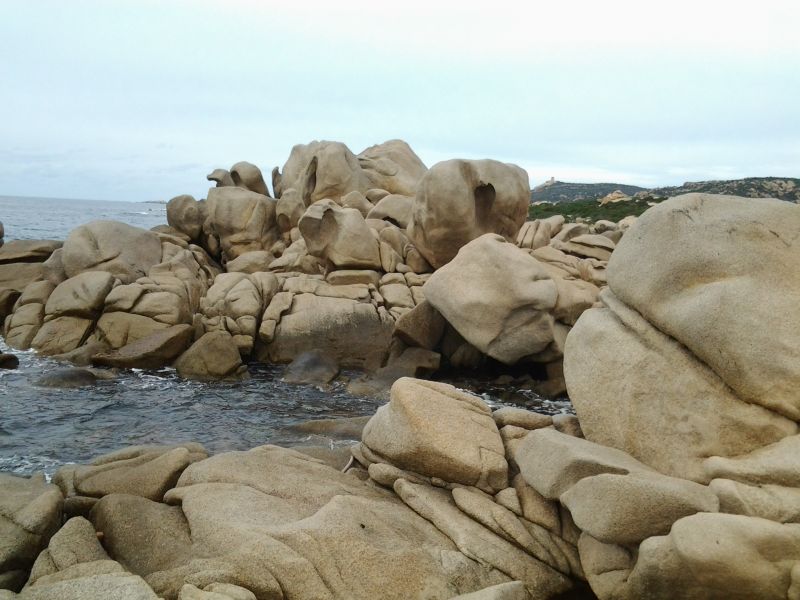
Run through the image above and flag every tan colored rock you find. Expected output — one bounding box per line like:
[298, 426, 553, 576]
[62, 221, 162, 284]
[93, 324, 193, 369]
[561, 472, 719, 544]
[703, 433, 800, 487]
[230, 161, 269, 196]
[363, 378, 508, 492]
[262, 293, 393, 370]
[167, 195, 204, 241]
[0, 240, 62, 265]
[577, 533, 634, 600]
[325, 269, 381, 287]
[621, 513, 800, 600]
[551, 234, 614, 261]
[608, 193, 800, 422]
[367, 194, 413, 228]
[207, 168, 234, 187]
[276, 140, 371, 205]
[205, 187, 277, 263]
[54, 444, 206, 502]
[357, 139, 427, 196]
[516, 220, 555, 250]
[424, 234, 557, 364]
[394, 480, 572, 598]
[44, 271, 116, 319]
[224, 251, 275, 274]
[30, 316, 94, 356]
[91, 445, 514, 600]
[4, 302, 45, 350]
[93, 312, 170, 349]
[408, 159, 530, 269]
[393, 299, 446, 350]
[449, 582, 528, 600]
[0, 263, 46, 295]
[492, 407, 552, 430]
[0, 473, 63, 592]
[565, 290, 797, 482]
[709, 477, 800, 524]
[339, 190, 373, 216]
[298, 199, 381, 270]
[552, 223, 589, 243]
[199, 272, 277, 355]
[174, 331, 246, 380]
[515, 428, 654, 499]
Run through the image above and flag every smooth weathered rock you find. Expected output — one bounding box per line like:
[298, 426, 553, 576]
[561, 472, 719, 545]
[30, 316, 94, 356]
[174, 331, 246, 380]
[93, 312, 170, 349]
[91, 445, 516, 600]
[366, 194, 413, 228]
[93, 324, 193, 369]
[492, 407, 552, 431]
[408, 159, 530, 269]
[424, 234, 557, 364]
[703, 433, 800, 487]
[394, 480, 572, 598]
[167, 195, 204, 241]
[620, 513, 800, 600]
[449, 582, 528, 600]
[54, 444, 206, 502]
[0, 263, 47, 294]
[363, 378, 508, 492]
[224, 251, 275, 274]
[299, 200, 381, 270]
[609, 194, 800, 421]
[710, 478, 800, 523]
[262, 293, 393, 370]
[565, 290, 797, 482]
[230, 161, 270, 196]
[357, 139, 427, 196]
[0, 240, 62, 265]
[205, 187, 277, 263]
[276, 140, 371, 205]
[62, 221, 162, 284]
[0, 473, 63, 592]
[393, 299, 446, 350]
[515, 428, 654, 499]
[43, 271, 115, 319]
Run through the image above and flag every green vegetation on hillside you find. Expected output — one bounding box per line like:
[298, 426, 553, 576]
[529, 197, 663, 223]
[530, 181, 646, 203]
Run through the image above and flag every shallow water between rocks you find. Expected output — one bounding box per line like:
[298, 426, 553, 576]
[0, 339, 572, 477]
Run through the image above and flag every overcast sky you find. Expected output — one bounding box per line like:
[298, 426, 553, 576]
[1, 0, 798, 202]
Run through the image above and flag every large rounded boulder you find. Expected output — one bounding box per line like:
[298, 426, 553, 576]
[564, 193, 800, 482]
[408, 159, 530, 269]
[62, 220, 163, 284]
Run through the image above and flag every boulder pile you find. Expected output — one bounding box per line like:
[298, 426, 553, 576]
[2, 187, 799, 599]
[1, 139, 626, 387]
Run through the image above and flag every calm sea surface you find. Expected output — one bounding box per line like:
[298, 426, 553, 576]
[0, 195, 570, 476]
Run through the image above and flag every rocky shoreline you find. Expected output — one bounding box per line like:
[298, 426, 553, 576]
[1, 139, 799, 598]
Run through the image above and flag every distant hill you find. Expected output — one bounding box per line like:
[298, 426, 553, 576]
[528, 176, 799, 223]
[531, 180, 647, 203]
[641, 177, 800, 203]
[530, 177, 800, 204]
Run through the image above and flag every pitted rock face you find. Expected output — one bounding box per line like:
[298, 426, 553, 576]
[408, 159, 530, 269]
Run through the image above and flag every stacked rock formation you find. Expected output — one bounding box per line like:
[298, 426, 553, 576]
[1, 139, 626, 387]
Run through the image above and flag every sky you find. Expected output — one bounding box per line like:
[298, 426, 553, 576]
[1, 0, 798, 202]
